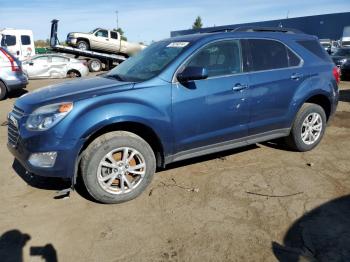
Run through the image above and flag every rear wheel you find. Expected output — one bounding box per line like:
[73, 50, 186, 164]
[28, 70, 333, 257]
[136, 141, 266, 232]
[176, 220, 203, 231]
[285, 103, 327, 151]
[87, 59, 102, 72]
[77, 40, 89, 51]
[0, 82, 7, 100]
[80, 131, 156, 204]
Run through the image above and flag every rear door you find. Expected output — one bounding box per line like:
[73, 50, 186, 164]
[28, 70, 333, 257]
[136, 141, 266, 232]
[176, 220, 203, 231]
[172, 39, 250, 154]
[244, 39, 303, 135]
[109, 31, 121, 53]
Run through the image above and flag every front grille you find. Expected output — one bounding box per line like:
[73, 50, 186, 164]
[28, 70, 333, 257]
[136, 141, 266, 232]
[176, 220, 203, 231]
[7, 106, 24, 147]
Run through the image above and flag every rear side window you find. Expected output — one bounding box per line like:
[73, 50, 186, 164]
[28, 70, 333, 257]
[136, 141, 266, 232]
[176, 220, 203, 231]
[1, 35, 16, 46]
[297, 40, 330, 61]
[187, 40, 242, 77]
[21, 35, 31, 45]
[111, 32, 118, 40]
[248, 39, 289, 71]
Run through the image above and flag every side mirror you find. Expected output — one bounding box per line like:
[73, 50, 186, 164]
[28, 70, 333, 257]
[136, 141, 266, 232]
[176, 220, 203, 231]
[177, 66, 208, 82]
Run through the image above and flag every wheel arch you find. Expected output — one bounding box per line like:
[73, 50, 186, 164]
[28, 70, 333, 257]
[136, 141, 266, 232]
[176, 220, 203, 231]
[67, 69, 81, 78]
[79, 121, 166, 169]
[304, 94, 332, 121]
[76, 38, 90, 46]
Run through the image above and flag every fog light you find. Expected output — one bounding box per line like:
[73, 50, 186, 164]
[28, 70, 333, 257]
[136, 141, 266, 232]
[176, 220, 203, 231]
[28, 152, 57, 168]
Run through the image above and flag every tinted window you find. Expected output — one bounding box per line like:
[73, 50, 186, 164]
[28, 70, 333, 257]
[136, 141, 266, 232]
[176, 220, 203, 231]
[111, 32, 118, 40]
[187, 40, 242, 77]
[95, 30, 108, 38]
[248, 39, 288, 71]
[334, 49, 350, 56]
[21, 35, 31, 45]
[1, 35, 16, 46]
[297, 40, 330, 61]
[287, 49, 301, 67]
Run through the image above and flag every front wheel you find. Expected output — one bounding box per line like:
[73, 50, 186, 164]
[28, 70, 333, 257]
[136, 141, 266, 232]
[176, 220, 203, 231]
[285, 103, 327, 152]
[76, 40, 89, 51]
[80, 131, 156, 204]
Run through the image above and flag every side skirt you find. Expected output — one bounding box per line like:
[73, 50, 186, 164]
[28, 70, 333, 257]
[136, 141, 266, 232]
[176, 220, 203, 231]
[165, 128, 290, 165]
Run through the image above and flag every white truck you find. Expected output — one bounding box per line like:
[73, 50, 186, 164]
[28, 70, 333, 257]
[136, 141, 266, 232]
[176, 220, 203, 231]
[0, 29, 35, 61]
[66, 28, 145, 57]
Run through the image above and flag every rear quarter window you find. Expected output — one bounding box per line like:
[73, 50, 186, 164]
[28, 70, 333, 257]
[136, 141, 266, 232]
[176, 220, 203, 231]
[297, 40, 331, 61]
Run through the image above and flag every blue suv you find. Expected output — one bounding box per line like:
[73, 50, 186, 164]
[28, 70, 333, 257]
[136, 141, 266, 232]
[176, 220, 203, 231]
[7, 27, 339, 203]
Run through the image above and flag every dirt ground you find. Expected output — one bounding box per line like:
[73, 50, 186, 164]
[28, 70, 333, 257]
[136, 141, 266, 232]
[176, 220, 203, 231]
[0, 76, 349, 262]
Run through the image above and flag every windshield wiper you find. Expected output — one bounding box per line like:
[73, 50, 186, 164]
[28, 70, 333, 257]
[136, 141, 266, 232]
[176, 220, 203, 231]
[106, 74, 125, 82]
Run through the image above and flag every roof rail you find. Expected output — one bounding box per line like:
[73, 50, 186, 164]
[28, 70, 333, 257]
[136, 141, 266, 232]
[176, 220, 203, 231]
[233, 26, 303, 34]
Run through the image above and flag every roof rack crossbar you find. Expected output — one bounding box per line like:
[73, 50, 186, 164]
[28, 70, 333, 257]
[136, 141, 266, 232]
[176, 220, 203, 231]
[232, 26, 302, 34]
[206, 26, 303, 34]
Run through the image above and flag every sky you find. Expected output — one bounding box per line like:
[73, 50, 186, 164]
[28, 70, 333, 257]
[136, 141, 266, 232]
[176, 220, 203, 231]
[0, 0, 349, 44]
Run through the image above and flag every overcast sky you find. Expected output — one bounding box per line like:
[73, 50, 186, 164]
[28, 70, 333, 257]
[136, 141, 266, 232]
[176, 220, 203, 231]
[0, 0, 349, 44]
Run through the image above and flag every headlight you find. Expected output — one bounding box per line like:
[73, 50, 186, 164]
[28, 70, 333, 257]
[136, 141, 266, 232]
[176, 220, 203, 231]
[26, 102, 73, 131]
[340, 58, 347, 64]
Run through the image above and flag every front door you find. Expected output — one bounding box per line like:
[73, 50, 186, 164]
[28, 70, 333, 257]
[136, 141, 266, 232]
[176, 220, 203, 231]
[172, 40, 250, 155]
[91, 29, 110, 51]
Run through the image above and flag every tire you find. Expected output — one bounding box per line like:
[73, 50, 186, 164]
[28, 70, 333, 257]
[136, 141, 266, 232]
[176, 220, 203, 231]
[80, 131, 156, 204]
[285, 103, 327, 152]
[0, 81, 7, 100]
[87, 59, 102, 72]
[76, 40, 89, 51]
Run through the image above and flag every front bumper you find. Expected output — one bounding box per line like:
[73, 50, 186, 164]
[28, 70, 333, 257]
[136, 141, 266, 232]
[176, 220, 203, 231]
[66, 38, 77, 46]
[7, 113, 84, 179]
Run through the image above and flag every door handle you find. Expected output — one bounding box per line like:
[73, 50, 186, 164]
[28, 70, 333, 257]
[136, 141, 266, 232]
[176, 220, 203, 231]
[290, 73, 303, 80]
[232, 83, 248, 91]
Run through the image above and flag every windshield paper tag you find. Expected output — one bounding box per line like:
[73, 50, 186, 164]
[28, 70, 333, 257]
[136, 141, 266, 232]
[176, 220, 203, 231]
[167, 42, 189, 48]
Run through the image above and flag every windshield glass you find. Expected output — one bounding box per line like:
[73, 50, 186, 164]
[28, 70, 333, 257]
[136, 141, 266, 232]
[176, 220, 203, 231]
[89, 28, 99, 34]
[334, 49, 350, 56]
[106, 40, 191, 82]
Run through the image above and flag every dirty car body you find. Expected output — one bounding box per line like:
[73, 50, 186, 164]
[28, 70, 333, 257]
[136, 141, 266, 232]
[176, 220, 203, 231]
[22, 54, 89, 79]
[8, 28, 339, 203]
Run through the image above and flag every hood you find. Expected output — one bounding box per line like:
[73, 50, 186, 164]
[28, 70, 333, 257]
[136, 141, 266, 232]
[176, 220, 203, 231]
[16, 76, 134, 113]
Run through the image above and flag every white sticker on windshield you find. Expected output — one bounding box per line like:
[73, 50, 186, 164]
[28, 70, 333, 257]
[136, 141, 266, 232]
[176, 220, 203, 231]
[167, 42, 189, 48]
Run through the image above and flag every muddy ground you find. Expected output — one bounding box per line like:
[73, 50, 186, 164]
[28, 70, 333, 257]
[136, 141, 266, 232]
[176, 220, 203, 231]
[0, 77, 349, 262]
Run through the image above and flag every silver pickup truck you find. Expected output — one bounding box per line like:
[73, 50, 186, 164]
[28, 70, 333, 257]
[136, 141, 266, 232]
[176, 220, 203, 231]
[66, 28, 145, 57]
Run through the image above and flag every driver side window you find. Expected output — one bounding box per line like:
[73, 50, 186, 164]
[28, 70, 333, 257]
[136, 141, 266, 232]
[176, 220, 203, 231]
[187, 40, 242, 77]
[95, 30, 108, 38]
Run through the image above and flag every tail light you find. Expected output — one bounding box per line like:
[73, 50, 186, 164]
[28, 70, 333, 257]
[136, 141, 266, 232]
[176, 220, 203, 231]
[0, 48, 21, 72]
[333, 67, 340, 84]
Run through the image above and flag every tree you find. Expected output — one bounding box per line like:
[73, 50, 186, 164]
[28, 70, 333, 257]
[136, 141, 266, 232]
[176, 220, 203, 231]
[192, 16, 203, 29]
[114, 27, 127, 41]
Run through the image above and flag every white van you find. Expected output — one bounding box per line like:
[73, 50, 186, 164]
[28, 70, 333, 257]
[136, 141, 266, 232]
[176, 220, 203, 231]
[341, 26, 350, 47]
[0, 29, 35, 61]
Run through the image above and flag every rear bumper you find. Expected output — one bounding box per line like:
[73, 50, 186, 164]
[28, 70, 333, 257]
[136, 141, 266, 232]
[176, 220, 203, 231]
[5, 76, 28, 92]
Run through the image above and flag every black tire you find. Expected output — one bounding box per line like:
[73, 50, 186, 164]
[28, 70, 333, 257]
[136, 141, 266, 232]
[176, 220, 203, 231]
[285, 103, 327, 152]
[80, 131, 156, 204]
[76, 40, 89, 51]
[0, 81, 7, 100]
[87, 59, 102, 72]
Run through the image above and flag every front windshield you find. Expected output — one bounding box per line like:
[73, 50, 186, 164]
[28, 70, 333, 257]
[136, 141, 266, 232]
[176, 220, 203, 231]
[89, 28, 99, 34]
[107, 40, 191, 82]
[334, 49, 350, 56]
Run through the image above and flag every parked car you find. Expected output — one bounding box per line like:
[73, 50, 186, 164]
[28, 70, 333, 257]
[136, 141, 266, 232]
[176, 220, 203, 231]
[319, 39, 339, 55]
[8, 28, 339, 204]
[22, 54, 89, 79]
[331, 47, 350, 79]
[66, 28, 146, 57]
[0, 29, 35, 61]
[0, 47, 28, 100]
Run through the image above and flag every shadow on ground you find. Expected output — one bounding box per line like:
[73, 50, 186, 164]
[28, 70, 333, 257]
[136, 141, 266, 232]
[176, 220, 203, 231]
[12, 159, 70, 191]
[273, 195, 350, 262]
[339, 88, 350, 103]
[7, 89, 28, 99]
[0, 229, 57, 262]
